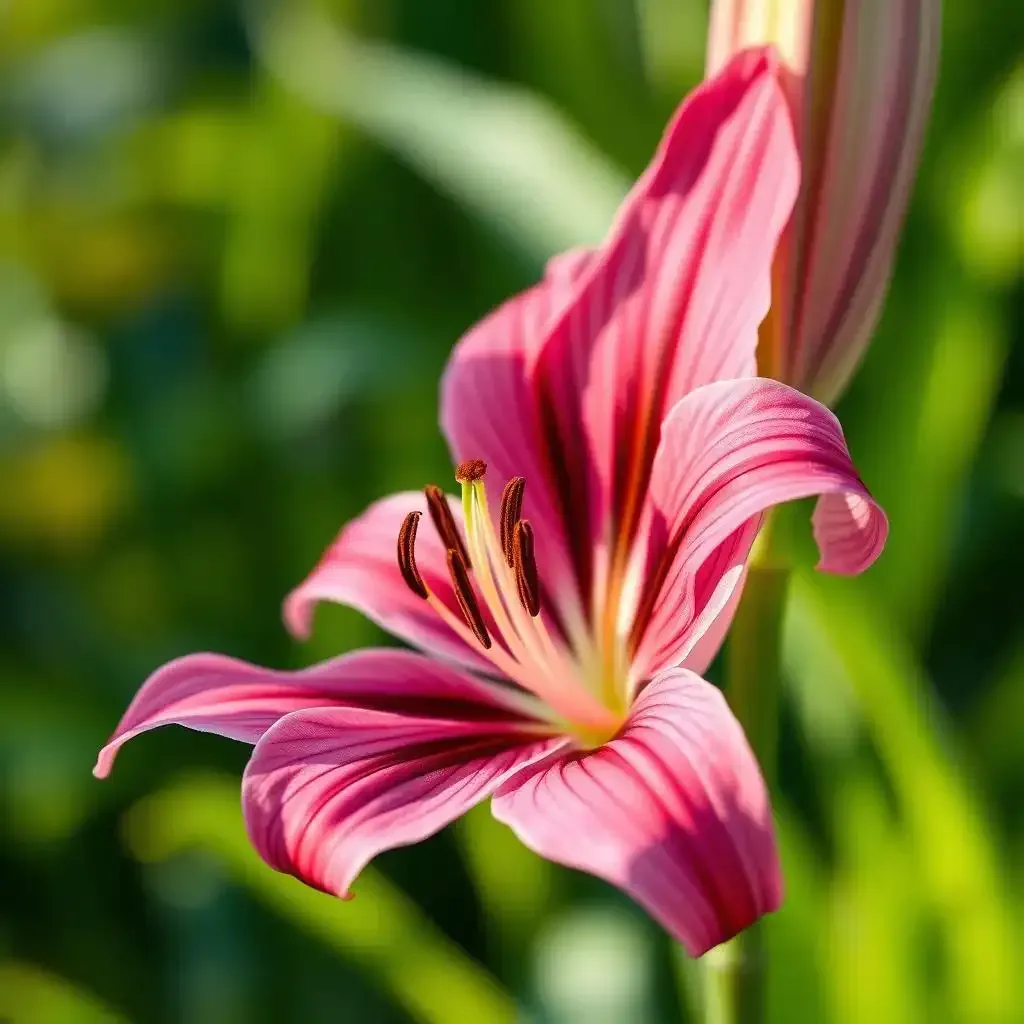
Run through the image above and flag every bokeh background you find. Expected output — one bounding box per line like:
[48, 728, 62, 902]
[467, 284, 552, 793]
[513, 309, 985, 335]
[1, 1, 1021, 1022]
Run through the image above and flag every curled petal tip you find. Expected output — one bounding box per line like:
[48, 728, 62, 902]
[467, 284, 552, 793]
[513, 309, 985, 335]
[282, 590, 313, 641]
[633, 378, 886, 676]
[813, 493, 890, 576]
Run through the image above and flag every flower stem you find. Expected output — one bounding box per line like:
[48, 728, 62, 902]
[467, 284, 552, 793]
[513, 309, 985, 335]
[700, 939, 761, 1024]
[726, 515, 788, 792]
[701, 513, 790, 1024]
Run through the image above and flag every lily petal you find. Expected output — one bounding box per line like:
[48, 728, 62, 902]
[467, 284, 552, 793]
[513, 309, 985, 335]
[530, 47, 799, 595]
[632, 377, 887, 677]
[243, 704, 558, 898]
[284, 492, 495, 672]
[492, 668, 780, 956]
[677, 522, 759, 677]
[95, 648, 535, 778]
[442, 50, 798, 616]
[441, 249, 592, 610]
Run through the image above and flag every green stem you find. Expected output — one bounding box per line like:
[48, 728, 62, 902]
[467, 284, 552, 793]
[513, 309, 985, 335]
[700, 514, 790, 1024]
[725, 518, 789, 792]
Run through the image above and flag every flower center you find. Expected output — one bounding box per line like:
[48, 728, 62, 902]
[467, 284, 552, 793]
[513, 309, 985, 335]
[396, 460, 624, 744]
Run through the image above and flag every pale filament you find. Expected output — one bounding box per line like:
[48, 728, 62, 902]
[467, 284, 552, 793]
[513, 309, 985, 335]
[471, 483, 580, 685]
[421, 592, 561, 724]
[397, 465, 623, 735]
[458, 478, 616, 732]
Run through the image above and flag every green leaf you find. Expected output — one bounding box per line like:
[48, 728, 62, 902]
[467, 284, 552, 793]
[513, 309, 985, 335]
[0, 962, 129, 1024]
[456, 801, 559, 984]
[124, 774, 520, 1024]
[247, 0, 628, 258]
[764, 807, 828, 1024]
[826, 772, 928, 1024]
[787, 571, 1020, 1022]
[861, 287, 1009, 636]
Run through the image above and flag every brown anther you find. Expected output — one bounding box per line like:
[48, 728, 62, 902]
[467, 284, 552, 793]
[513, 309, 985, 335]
[425, 484, 470, 568]
[447, 548, 492, 648]
[455, 458, 487, 483]
[499, 476, 526, 566]
[397, 511, 428, 599]
[512, 519, 540, 617]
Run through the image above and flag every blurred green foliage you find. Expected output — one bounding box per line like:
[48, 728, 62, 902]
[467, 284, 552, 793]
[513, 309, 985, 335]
[0, 1, 1021, 1022]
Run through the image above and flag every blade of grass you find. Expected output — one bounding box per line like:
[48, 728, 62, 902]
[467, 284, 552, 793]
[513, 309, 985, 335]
[968, 639, 1024, 787]
[863, 287, 1008, 637]
[763, 806, 829, 1024]
[124, 774, 520, 1024]
[246, 0, 628, 259]
[0, 961, 129, 1024]
[826, 773, 927, 1024]
[788, 571, 1020, 1022]
[455, 802, 558, 987]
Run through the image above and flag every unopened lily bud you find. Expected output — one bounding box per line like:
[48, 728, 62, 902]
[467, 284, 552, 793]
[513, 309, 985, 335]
[707, 1, 941, 403]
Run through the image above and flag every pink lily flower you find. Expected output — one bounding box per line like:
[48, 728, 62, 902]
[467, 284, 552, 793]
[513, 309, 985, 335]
[95, 50, 887, 955]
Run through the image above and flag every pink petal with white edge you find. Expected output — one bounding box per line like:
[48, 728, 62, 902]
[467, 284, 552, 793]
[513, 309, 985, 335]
[492, 668, 781, 956]
[529, 48, 799, 577]
[676, 523, 758, 677]
[243, 704, 560, 898]
[284, 491, 496, 672]
[441, 250, 592, 611]
[94, 647, 536, 778]
[632, 377, 887, 678]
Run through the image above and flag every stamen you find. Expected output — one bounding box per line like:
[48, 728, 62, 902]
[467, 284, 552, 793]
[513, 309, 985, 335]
[424, 484, 470, 568]
[446, 547, 492, 649]
[512, 519, 540, 617]
[499, 476, 526, 566]
[397, 511, 428, 599]
[455, 458, 487, 483]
